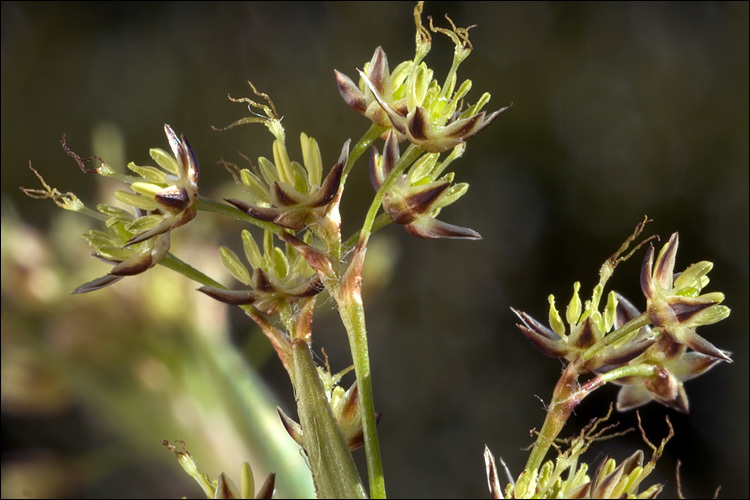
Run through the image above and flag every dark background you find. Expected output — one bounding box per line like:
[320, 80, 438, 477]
[2, 2, 747, 498]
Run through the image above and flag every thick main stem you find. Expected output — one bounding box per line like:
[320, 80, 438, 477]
[339, 295, 386, 498]
[334, 234, 385, 498]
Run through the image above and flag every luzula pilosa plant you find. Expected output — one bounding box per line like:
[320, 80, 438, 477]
[21, 3, 732, 499]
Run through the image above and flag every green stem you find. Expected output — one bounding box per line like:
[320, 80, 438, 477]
[582, 312, 650, 362]
[361, 143, 424, 237]
[337, 282, 386, 499]
[343, 212, 393, 253]
[195, 196, 281, 233]
[524, 361, 660, 474]
[342, 124, 388, 185]
[159, 252, 224, 288]
[524, 362, 580, 475]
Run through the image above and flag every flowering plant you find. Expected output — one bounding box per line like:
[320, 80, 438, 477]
[16, 3, 737, 499]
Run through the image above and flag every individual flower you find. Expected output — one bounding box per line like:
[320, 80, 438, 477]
[73, 209, 172, 293]
[218, 82, 349, 238]
[335, 2, 510, 153]
[370, 129, 480, 239]
[226, 134, 349, 233]
[50, 124, 199, 293]
[513, 285, 654, 372]
[198, 229, 322, 373]
[613, 336, 726, 413]
[116, 124, 200, 244]
[198, 229, 323, 317]
[640, 233, 731, 362]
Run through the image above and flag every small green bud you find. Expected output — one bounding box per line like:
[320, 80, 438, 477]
[149, 147, 180, 175]
[566, 282, 582, 326]
[239, 462, 254, 499]
[603, 291, 618, 333]
[548, 295, 566, 337]
[241, 230, 264, 270]
[127, 162, 169, 184]
[220, 246, 251, 285]
[113, 190, 159, 211]
[130, 181, 164, 199]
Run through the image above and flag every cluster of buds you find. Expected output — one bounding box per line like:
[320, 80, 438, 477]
[335, 2, 510, 240]
[22, 124, 199, 293]
[485, 412, 671, 499]
[512, 227, 731, 413]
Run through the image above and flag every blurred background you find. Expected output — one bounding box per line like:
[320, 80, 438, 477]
[2, 2, 747, 498]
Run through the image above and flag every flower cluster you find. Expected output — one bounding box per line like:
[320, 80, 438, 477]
[335, 2, 510, 241]
[22, 124, 199, 294]
[335, 2, 510, 153]
[218, 82, 349, 246]
[198, 229, 323, 317]
[73, 125, 199, 293]
[613, 233, 731, 413]
[512, 228, 731, 413]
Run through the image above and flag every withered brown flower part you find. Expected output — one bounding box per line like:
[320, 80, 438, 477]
[335, 47, 409, 132]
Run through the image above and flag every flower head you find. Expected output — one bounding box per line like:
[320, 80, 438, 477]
[198, 229, 323, 318]
[641, 233, 731, 362]
[370, 129, 480, 239]
[25, 124, 200, 294]
[335, 2, 510, 152]
[218, 82, 349, 239]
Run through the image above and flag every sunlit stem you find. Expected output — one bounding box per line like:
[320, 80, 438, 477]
[196, 196, 281, 233]
[524, 360, 660, 474]
[342, 124, 388, 185]
[582, 312, 650, 362]
[343, 212, 392, 253]
[337, 277, 386, 498]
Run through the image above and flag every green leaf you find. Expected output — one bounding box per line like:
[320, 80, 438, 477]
[291, 339, 367, 499]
